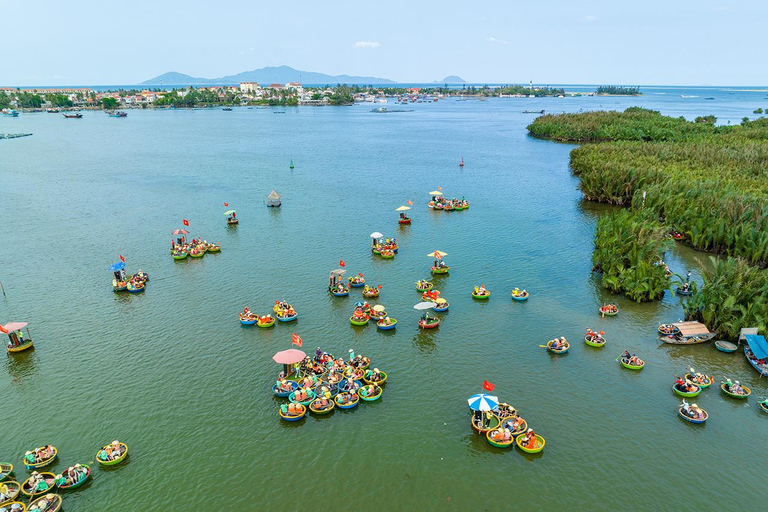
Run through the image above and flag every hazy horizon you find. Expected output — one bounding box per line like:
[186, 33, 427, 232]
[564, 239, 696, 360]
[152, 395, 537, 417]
[1, 0, 766, 87]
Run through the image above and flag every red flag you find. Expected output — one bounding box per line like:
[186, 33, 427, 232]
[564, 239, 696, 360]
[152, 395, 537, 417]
[339, 260, 345, 267]
[291, 333, 303, 347]
[438, 186, 442, 191]
[0, 324, 7, 334]
[407, 200, 413, 206]
[119, 254, 125, 263]
[483, 380, 495, 392]
[183, 219, 189, 226]
[224, 202, 229, 207]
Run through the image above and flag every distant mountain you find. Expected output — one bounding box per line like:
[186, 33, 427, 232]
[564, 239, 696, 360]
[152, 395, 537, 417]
[439, 75, 466, 84]
[141, 65, 396, 86]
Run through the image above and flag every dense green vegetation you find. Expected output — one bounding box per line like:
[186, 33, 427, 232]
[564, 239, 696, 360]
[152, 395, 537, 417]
[683, 257, 768, 339]
[528, 107, 768, 335]
[596, 86, 640, 95]
[496, 85, 565, 96]
[592, 210, 671, 302]
[101, 97, 118, 109]
[16, 92, 43, 108]
[0, 94, 10, 108]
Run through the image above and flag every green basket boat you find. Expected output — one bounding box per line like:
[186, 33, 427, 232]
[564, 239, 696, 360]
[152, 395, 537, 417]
[0, 480, 20, 505]
[357, 384, 382, 401]
[516, 434, 545, 454]
[720, 382, 751, 399]
[57, 465, 91, 490]
[172, 252, 188, 260]
[350, 315, 369, 326]
[684, 373, 714, 389]
[309, 398, 335, 415]
[431, 266, 449, 275]
[584, 335, 605, 348]
[416, 282, 433, 291]
[472, 291, 490, 300]
[486, 428, 515, 448]
[0, 463, 13, 481]
[96, 442, 128, 466]
[673, 382, 701, 397]
[363, 371, 387, 386]
[620, 357, 644, 370]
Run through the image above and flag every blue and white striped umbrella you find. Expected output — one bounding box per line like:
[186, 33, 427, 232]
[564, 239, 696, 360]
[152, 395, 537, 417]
[467, 394, 499, 411]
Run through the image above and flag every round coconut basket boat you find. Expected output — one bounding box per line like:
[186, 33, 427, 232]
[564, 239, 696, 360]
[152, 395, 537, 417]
[272, 381, 299, 397]
[546, 340, 569, 354]
[0, 480, 21, 505]
[358, 384, 383, 401]
[684, 373, 714, 389]
[309, 398, 335, 415]
[720, 382, 751, 399]
[334, 392, 360, 409]
[279, 404, 306, 422]
[511, 291, 529, 301]
[584, 335, 605, 348]
[516, 434, 545, 454]
[57, 465, 91, 490]
[486, 428, 515, 448]
[714, 340, 738, 353]
[620, 357, 644, 370]
[471, 414, 500, 434]
[673, 382, 701, 398]
[95, 443, 128, 466]
[20, 473, 56, 497]
[23, 448, 57, 470]
[678, 405, 708, 424]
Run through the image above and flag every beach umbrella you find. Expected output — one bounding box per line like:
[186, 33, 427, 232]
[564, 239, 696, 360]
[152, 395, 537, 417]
[369, 232, 384, 239]
[172, 229, 190, 236]
[2, 322, 28, 334]
[395, 206, 411, 211]
[467, 394, 499, 412]
[272, 349, 306, 364]
[330, 268, 347, 276]
[223, 209, 236, 216]
[354, 301, 368, 308]
[372, 305, 386, 312]
[427, 251, 448, 258]
[429, 191, 443, 196]
[109, 262, 125, 272]
[413, 302, 437, 310]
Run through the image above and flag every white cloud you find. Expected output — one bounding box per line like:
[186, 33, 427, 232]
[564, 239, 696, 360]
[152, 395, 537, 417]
[354, 41, 381, 49]
[584, 14, 597, 21]
[486, 37, 509, 45]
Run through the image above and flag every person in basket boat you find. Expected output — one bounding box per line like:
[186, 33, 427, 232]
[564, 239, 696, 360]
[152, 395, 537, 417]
[416, 280, 431, 290]
[600, 303, 618, 313]
[314, 397, 331, 410]
[351, 355, 369, 368]
[26, 472, 53, 494]
[679, 282, 691, 293]
[316, 385, 333, 399]
[275, 379, 294, 393]
[674, 377, 697, 393]
[282, 403, 303, 417]
[28, 493, 57, 512]
[586, 329, 604, 341]
[359, 384, 378, 398]
[420, 312, 439, 324]
[352, 306, 367, 320]
[56, 463, 87, 487]
[724, 379, 745, 395]
[365, 368, 383, 382]
[688, 369, 710, 385]
[474, 285, 488, 296]
[497, 403, 517, 418]
[315, 347, 324, 362]
[339, 377, 358, 392]
[26, 446, 55, 465]
[293, 388, 310, 402]
[522, 429, 537, 449]
[98, 440, 124, 462]
[491, 427, 512, 444]
[621, 350, 642, 366]
[550, 337, 567, 350]
[378, 317, 395, 326]
[299, 375, 316, 389]
[679, 400, 704, 420]
[337, 391, 355, 405]
[509, 416, 525, 432]
[327, 371, 343, 384]
[511, 288, 527, 298]
[258, 314, 273, 324]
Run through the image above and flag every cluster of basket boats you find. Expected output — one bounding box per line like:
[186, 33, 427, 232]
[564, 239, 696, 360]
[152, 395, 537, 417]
[171, 240, 220, 261]
[0, 442, 128, 511]
[239, 301, 298, 326]
[273, 352, 387, 422]
[111, 269, 149, 294]
[470, 400, 545, 454]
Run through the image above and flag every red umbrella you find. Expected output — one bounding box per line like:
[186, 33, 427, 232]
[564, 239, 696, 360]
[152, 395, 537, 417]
[172, 229, 190, 236]
[272, 349, 306, 364]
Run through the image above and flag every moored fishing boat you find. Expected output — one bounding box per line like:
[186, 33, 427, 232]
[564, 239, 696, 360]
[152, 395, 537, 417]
[335, 391, 359, 409]
[715, 340, 738, 353]
[678, 402, 708, 424]
[511, 288, 529, 301]
[546, 338, 569, 354]
[376, 317, 397, 330]
[279, 403, 306, 421]
[0, 480, 20, 505]
[659, 321, 716, 345]
[516, 433, 545, 454]
[743, 334, 768, 376]
[28, 493, 61, 511]
[20, 473, 56, 496]
[56, 464, 90, 490]
[471, 286, 490, 300]
[23, 447, 57, 470]
[486, 428, 515, 448]
[95, 441, 128, 466]
[63, 112, 82, 119]
[358, 384, 382, 401]
[673, 381, 701, 398]
[720, 381, 751, 399]
[4, 322, 34, 354]
[309, 397, 335, 415]
[273, 380, 299, 397]
[598, 303, 618, 316]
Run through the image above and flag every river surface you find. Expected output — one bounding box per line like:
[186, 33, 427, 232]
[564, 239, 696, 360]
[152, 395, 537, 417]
[1, 88, 766, 511]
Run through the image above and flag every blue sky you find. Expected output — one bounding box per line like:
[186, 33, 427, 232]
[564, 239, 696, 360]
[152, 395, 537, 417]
[1, 0, 765, 86]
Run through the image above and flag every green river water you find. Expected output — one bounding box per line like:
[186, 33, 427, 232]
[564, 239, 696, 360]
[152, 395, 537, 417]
[1, 90, 766, 510]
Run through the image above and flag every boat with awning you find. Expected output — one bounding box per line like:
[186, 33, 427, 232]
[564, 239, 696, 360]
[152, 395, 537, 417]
[659, 321, 716, 345]
[743, 334, 768, 376]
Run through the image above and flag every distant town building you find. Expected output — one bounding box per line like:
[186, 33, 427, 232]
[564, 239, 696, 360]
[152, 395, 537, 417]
[240, 82, 260, 93]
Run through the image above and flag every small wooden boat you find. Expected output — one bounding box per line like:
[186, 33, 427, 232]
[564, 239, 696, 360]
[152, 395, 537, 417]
[486, 428, 515, 448]
[720, 382, 751, 399]
[126, 281, 145, 293]
[676, 286, 693, 296]
[363, 371, 387, 386]
[257, 317, 276, 328]
[273, 381, 299, 397]
[419, 318, 440, 329]
[334, 392, 359, 409]
[0, 480, 20, 504]
[309, 398, 335, 415]
[678, 405, 708, 424]
[376, 318, 397, 330]
[350, 315, 370, 326]
[239, 314, 257, 325]
[0, 463, 13, 481]
[28, 494, 62, 512]
[279, 404, 306, 421]
[20, 473, 56, 496]
[95, 442, 128, 466]
[546, 340, 569, 354]
[313, 383, 339, 399]
[500, 417, 528, 437]
[598, 305, 618, 316]
[684, 373, 714, 388]
[620, 357, 644, 370]
[398, 217, 411, 225]
[511, 291, 529, 301]
[715, 340, 738, 353]
[58, 465, 91, 490]
[23, 448, 57, 470]
[7, 340, 34, 353]
[431, 266, 449, 275]
[584, 335, 605, 348]
[63, 112, 83, 119]
[277, 314, 298, 322]
[289, 389, 316, 406]
[516, 434, 545, 454]
[673, 382, 701, 397]
[472, 290, 490, 300]
[471, 414, 500, 434]
[744, 345, 768, 376]
[415, 281, 433, 291]
[358, 384, 382, 401]
[659, 321, 716, 345]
